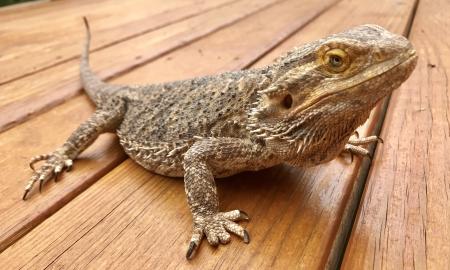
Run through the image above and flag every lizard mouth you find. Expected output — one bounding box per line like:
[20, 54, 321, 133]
[289, 49, 417, 116]
[342, 49, 418, 95]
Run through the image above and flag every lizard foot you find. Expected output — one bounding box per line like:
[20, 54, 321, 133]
[342, 134, 383, 162]
[186, 210, 250, 260]
[23, 152, 73, 200]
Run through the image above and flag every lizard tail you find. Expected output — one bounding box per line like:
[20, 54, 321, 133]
[80, 17, 109, 105]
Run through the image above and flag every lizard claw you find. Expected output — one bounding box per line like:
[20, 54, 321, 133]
[239, 210, 250, 221]
[23, 152, 73, 200]
[186, 210, 250, 260]
[243, 229, 250, 243]
[186, 242, 198, 260]
[54, 171, 60, 182]
[54, 165, 63, 182]
[39, 177, 44, 193]
[22, 189, 30, 201]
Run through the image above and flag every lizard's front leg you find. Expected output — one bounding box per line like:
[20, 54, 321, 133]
[344, 132, 383, 160]
[23, 97, 126, 199]
[183, 138, 265, 259]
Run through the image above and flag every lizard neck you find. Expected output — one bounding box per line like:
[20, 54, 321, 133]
[248, 102, 372, 167]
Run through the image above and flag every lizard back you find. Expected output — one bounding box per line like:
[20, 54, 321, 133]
[116, 69, 265, 176]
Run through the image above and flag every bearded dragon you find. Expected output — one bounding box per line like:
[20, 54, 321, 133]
[23, 18, 417, 259]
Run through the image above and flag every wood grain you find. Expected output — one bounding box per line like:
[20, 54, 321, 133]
[0, 0, 336, 254]
[0, 0, 419, 269]
[0, 0, 277, 132]
[342, 0, 450, 268]
[0, 0, 236, 85]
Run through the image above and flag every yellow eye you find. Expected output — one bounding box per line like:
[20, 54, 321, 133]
[324, 49, 349, 72]
[329, 55, 343, 67]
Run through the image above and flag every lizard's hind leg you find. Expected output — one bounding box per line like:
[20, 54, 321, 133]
[23, 97, 126, 200]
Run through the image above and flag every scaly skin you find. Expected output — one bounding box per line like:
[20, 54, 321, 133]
[23, 17, 417, 259]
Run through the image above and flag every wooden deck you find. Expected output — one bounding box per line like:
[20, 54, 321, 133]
[0, 0, 448, 269]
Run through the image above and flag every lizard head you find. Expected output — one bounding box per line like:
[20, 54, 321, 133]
[247, 24, 417, 161]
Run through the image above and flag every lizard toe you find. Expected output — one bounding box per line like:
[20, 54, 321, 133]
[204, 225, 220, 246]
[220, 209, 250, 221]
[29, 154, 52, 171]
[343, 144, 371, 159]
[222, 219, 250, 243]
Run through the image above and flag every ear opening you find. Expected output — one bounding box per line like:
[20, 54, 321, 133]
[282, 94, 293, 109]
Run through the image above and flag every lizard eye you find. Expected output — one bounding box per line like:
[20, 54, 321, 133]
[329, 55, 342, 67]
[324, 48, 349, 72]
[282, 94, 293, 109]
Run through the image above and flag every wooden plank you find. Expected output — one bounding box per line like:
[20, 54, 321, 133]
[0, 0, 51, 14]
[341, 0, 450, 268]
[0, 0, 419, 269]
[0, 0, 277, 133]
[0, 0, 235, 85]
[0, 0, 336, 254]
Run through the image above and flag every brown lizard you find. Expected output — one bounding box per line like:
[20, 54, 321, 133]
[23, 18, 417, 259]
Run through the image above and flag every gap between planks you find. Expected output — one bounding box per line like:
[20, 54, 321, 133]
[342, 0, 450, 268]
[328, 0, 421, 268]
